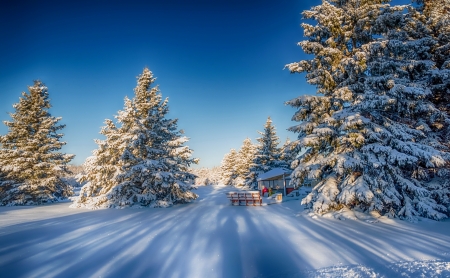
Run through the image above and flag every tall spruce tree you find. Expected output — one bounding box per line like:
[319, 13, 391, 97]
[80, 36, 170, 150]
[235, 138, 257, 186]
[220, 149, 238, 186]
[0, 81, 74, 205]
[286, 0, 450, 221]
[413, 0, 450, 128]
[280, 138, 300, 170]
[71, 68, 198, 209]
[413, 0, 450, 215]
[246, 117, 287, 186]
[219, 139, 257, 187]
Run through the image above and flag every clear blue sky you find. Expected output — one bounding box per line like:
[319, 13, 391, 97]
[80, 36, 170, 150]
[0, 0, 410, 168]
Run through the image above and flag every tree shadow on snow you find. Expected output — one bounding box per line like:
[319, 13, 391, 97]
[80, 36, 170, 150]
[0, 186, 449, 278]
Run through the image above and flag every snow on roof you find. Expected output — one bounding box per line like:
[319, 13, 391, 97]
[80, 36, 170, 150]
[257, 168, 291, 181]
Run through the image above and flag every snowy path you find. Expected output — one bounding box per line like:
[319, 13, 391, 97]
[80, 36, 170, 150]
[0, 184, 449, 278]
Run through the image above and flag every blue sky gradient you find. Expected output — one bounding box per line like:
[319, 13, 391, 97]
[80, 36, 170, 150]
[0, 0, 410, 168]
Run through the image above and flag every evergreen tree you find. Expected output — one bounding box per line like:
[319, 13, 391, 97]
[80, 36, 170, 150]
[246, 117, 287, 186]
[0, 81, 74, 205]
[219, 139, 256, 187]
[413, 0, 450, 126]
[286, 0, 450, 221]
[280, 138, 300, 170]
[220, 149, 238, 186]
[235, 138, 257, 186]
[71, 68, 198, 209]
[410, 0, 450, 212]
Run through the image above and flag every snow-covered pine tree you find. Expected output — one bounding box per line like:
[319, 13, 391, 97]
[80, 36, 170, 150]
[209, 166, 222, 185]
[245, 117, 288, 186]
[358, 4, 450, 220]
[280, 138, 300, 170]
[409, 0, 450, 214]
[71, 68, 198, 209]
[413, 0, 450, 67]
[220, 149, 238, 186]
[234, 138, 257, 187]
[413, 0, 450, 124]
[286, 0, 450, 221]
[286, 0, 397, 214]
[0, 81, 74, 205]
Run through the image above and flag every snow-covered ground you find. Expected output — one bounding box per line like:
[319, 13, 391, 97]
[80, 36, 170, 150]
[0, 184, 449, 278]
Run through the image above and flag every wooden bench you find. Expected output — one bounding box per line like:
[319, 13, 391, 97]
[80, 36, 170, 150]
[226, 191, 262, 206]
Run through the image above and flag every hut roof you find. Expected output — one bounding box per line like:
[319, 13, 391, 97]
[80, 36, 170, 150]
[257, 168, 291, 181]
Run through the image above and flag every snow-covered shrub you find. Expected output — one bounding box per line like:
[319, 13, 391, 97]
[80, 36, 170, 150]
[190, 167, 221, 186]
[60, 165, 86, 189]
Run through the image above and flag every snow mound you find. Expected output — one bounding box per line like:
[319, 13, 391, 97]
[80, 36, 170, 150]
[306, 264, 379, 278]
[260, 260, 450, 278]
[304, 207, 380, 223]
[388, 260, 450, 278]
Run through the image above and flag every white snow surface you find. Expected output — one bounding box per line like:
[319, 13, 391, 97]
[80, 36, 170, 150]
[0, 185, 449, 278]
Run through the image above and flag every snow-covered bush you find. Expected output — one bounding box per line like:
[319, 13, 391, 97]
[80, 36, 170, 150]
[190, 167, 221, 186]
[0, 81, 74, 205]
[71, 68, 198, 209]
[59, 165, 86, 189]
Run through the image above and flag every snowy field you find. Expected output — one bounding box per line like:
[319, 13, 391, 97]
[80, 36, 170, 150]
[0, 185, 449, 278]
